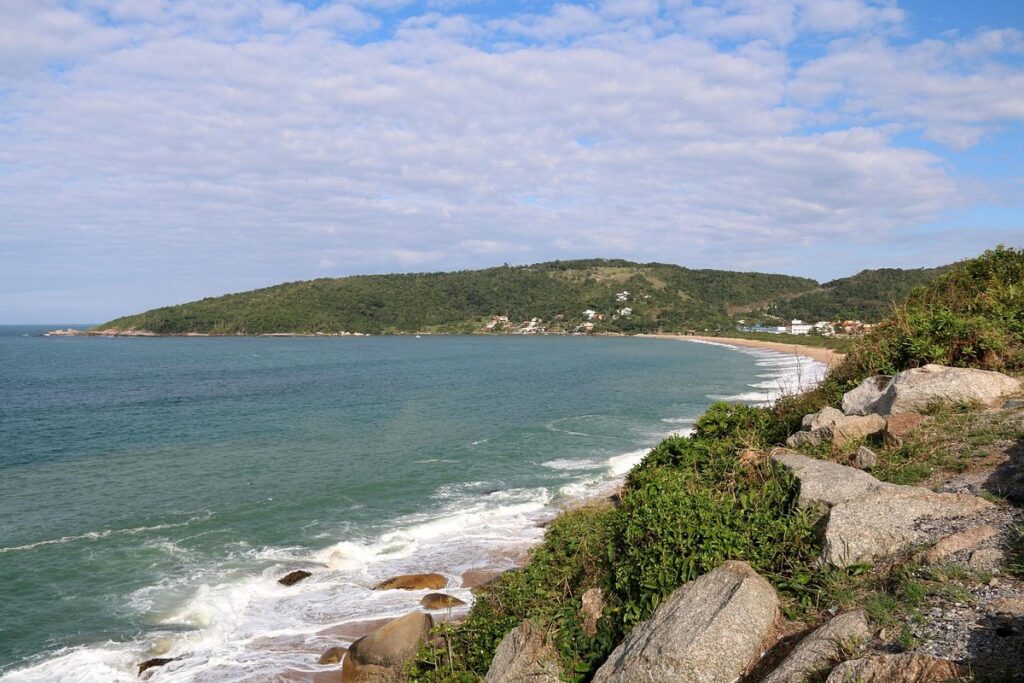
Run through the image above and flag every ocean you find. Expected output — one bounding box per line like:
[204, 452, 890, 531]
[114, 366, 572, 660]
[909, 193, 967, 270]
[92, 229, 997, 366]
[0, 327, 824, 681]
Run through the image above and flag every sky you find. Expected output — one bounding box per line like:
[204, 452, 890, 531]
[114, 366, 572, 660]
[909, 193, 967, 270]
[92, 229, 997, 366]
[1, 0, 1023, 323]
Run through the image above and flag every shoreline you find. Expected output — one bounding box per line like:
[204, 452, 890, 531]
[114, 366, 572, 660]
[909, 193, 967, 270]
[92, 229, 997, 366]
[642, 333, 845, 367]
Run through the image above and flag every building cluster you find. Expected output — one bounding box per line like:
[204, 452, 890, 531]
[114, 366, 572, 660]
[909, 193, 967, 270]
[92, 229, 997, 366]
[738, 319, 876, 337]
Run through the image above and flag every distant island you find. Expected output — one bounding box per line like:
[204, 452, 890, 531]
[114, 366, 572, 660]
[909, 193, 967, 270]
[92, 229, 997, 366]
[84, 259, 951, 337]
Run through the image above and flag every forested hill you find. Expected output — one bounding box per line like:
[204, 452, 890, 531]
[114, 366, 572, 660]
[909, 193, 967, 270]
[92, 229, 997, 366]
[763, 265, 954, 323]
[94, 259, 951, 335]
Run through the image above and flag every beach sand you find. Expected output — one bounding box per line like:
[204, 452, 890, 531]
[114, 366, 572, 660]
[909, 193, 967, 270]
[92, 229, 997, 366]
[643, 334, 846, 367]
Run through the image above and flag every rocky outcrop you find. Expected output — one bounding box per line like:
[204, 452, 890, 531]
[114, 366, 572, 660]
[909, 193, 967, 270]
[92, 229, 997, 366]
[139, 657, 176, 674]
[786, 414, 885, 450]
[921, 525, 999, 565]
[762, 610, 870, 683]
[483, 620, 562, 683]
[772, 451, 993, 567]
[802, 407, 844, 431]
[342, 611, 433, 682]
[825, 653, 967, 682]
[374, 573, 447, 591]
[319, 646, 346, 665]
[420, 593, 465, 610]
[592, 561, 780, 683]
[278, 570, 312, 586]
[579, 588, 605, 637]
[823, 488, 992, 567]
[842, 365, 1021, 417]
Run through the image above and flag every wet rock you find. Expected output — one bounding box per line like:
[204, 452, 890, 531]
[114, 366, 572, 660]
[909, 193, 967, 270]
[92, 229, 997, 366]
[842, 375, 893, 416]
[579, 588, 605, 637]
[825, 653, 967, 682]
[420, 593, 465, 610]
[921, 525, 998, 565]
[854, 446, 877, 470]
[374, 573, 447, 591]
[319, 646, 347, 665]
[342, 611, 433, 682]
[823, 488, 993, 567]
[592, 561, 780, 683]
[138, 657, 176, 674]
[762, 610, 870, 683]
[483, 620, 562, 683]
[278, 570, 313, 586]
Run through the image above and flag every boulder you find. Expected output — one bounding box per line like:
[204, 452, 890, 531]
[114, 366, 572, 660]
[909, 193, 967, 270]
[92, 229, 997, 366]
[420, 593, 466, 610]
[825, 653, 967, 682]
[139, 658, 176, 675]
[319, 646, 346, 665]
[483, 620, 562, 683]
[374, 573, 447, 591]
[771, 451, 894, 508]
[886, 364, 1021, 414]
[823, 488, 993, 567]
[278, 570, 312, 586]
[885, 412, 929, 443]
[826, 414, 886, 448]
[579, 588, 605, 637]
[802, 407, 844, 431]
[968, 547, 1006, 570]
[786, 430, 827, 449]
[921, 525, 999, 565]
[841, 375, 893, 416]
[762, 610, 870, 683]
[854, 446, 877, 471]
[342, 611, 433, 682]
[592, 561, 780, 683]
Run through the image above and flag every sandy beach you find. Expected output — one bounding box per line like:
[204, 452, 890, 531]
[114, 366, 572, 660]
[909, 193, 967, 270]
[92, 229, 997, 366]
[644, 334, 846, 367]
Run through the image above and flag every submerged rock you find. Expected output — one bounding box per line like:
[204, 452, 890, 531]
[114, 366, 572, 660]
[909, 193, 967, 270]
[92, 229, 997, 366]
[319, 646, 346, 665]
[139, 657, 176, 674]
[762, 610, 870, 683]
[484, 620, 562, 683]
[342, 610, 433, 682]
[278, 570, 312, 586]
[592, 561, 779, 683]
[374, 573, 447, 591]
[825, 653, 967, 682]
[420, 593, 465, 610]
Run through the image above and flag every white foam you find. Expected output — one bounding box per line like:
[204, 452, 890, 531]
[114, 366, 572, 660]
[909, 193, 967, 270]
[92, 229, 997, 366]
[541, 458, 601, 471]
[0, 514, 212, 554]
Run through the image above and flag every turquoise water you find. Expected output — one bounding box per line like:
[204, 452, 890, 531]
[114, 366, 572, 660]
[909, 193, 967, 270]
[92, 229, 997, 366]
[0, 328, 822, 681]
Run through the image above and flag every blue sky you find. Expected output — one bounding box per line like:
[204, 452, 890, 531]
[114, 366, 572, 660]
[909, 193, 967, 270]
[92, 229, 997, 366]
[1, 0, 1022, 323]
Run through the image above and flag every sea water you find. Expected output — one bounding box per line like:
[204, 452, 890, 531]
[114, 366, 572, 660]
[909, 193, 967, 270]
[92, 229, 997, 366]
[0, 328, 823, 681]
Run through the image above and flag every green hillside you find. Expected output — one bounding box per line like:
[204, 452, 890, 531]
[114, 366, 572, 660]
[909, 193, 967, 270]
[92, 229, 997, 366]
[94, 260, 819, 335]
[763, 265, 953, 323]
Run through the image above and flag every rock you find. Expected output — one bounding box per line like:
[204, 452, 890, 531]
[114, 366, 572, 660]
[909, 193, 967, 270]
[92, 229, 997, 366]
[483, 620, 562, 683]
[319, 646, 346, 665]
[885, 412, 929, 443]
[802, 407, 844, 431]
[762, 610, 870, 683]
[826, 414, 886, 448]
[374, 573, 447, 591]
[989, 597, 1024, 617]
[771, 450, 894, 508]
[786, 430, 827, 449]
[592, 561, 780, 683]
[854, 446, 877, 470]
[139, 658, 176, 674]
[841, 375, 893, 416]
[921, 525, 999, 565]
[825, 653, 967, 682]
[278, 570, 313, 586]
[886, 364, 1021, 414]
[823, 488, 993, 567]
[1003, 399, 1024, 410]
[342, 611, 433, 682]
[419, 593, 465, 610]
[967, 547, 1006, 570]
[579, 588, 605, 637]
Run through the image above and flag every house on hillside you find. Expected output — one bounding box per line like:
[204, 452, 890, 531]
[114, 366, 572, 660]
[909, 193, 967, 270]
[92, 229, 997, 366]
[582, 309, 598, 320]
[786, 319, 813, 335]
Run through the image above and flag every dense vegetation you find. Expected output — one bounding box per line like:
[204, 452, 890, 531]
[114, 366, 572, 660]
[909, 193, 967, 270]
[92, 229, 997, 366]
[94, 258, 949, 335]
[407, 247, 1024, 682]
[763, 265, 952, 323]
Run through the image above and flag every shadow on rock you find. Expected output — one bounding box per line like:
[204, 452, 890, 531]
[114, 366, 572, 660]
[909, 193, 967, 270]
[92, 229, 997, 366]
[980, 437, 1024, 505]
[964, 609, 1024, 681]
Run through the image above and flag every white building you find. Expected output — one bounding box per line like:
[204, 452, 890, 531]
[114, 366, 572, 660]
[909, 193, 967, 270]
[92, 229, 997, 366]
[786, 319, 813, 335]
[582, 309, 598, 320]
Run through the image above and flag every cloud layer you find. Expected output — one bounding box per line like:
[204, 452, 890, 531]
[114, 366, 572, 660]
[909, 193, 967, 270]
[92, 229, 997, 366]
[1, 0, 1022, 321]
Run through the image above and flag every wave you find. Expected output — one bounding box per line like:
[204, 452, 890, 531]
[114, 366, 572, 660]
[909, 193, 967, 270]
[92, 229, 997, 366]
[0, 514, 213, 555]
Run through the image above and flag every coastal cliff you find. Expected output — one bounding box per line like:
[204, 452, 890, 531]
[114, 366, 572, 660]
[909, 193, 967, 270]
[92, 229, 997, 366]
[320, 247, 1022, 682]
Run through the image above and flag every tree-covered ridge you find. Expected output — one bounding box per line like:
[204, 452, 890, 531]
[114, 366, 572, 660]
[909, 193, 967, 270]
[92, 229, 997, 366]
[95, 260, 819, 335]
[764, 265, 953, 323]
